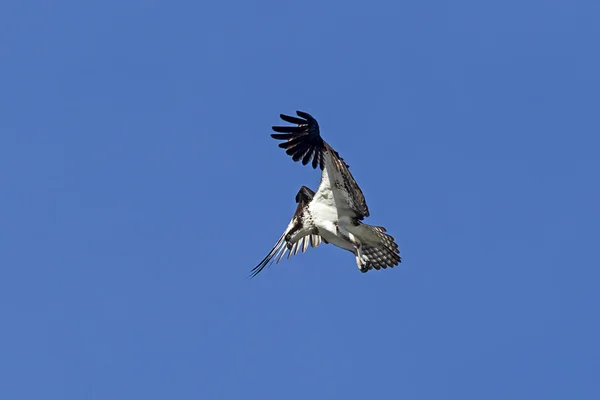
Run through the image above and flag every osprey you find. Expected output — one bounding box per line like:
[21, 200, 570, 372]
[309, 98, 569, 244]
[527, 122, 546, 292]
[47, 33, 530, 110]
[250, 111, 401, 277]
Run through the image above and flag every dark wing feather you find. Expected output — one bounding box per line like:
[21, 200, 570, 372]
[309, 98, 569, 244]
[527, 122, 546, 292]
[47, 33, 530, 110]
[271, 111, 325, 169]
[270, 111, 369, 219]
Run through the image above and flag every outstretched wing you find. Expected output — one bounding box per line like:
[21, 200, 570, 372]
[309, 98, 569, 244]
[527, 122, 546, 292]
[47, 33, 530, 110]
[271, 111, 370, 220]
[249, 186, 323, 278]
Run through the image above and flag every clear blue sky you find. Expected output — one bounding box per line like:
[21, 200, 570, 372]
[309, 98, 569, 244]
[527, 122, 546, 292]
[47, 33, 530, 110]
[1, 1, 599, 399]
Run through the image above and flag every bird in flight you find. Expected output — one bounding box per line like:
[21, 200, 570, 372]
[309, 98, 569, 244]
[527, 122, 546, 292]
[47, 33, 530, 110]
[250, 111, 401, 277]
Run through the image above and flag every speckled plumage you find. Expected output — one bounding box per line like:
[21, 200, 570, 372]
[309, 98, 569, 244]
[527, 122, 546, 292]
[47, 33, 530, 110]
[250, 111, 401, 277]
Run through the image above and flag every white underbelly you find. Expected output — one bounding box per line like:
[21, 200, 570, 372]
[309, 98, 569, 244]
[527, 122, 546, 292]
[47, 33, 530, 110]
[308, 205, 354, 253]
[309, 199, 338, 222]
[320, 229, 355, 253]
[309, 180, 357, 254]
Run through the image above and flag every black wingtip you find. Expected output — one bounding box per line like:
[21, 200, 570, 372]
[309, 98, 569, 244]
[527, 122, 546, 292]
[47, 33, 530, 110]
[270, 111, 324, 170]
[248, 258, 268, 279]
[295, 110, 313, 120]
[247, 266, 263, 279]
[248, 254, 272, 279]
[272, 125, 303, 133]
[279, 114, 306, 125]
[271, 133, 294, 140]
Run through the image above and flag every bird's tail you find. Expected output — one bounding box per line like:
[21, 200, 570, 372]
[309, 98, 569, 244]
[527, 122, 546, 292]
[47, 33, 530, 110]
[360, 225, 401, 270]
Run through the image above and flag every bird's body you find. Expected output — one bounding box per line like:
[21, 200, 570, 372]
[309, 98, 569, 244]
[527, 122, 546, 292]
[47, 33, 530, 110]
[250, 111, 401, 277]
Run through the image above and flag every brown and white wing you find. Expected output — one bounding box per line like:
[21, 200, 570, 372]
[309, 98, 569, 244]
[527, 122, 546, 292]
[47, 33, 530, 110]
[249, 186, 323, 278]
[271, 111, 369, 220]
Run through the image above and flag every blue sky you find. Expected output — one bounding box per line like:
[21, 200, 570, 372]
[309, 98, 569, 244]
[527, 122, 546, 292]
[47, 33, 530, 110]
[1, 0, 599, 399]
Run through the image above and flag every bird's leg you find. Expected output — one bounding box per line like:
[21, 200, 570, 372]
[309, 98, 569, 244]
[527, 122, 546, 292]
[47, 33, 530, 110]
[338, 225, 369, 272]
[354, 242, 370, 273]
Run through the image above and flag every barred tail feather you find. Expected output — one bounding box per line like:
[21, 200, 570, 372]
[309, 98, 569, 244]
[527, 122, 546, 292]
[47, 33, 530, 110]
[361, 225, 401, 270]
